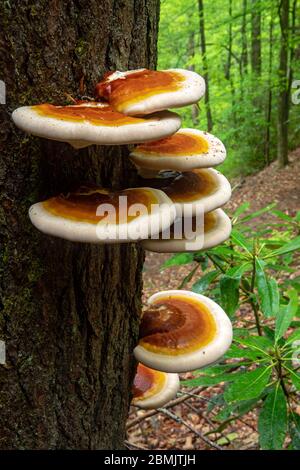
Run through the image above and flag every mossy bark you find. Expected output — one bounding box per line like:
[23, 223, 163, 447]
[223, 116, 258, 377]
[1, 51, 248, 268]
[0, 0, 160, 449]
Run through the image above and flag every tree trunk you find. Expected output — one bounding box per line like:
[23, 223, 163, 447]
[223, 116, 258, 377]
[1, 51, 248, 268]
[187, 32, 200, 126]
[241, 0, 248, 74]
[287, 0, 298, 99]
[264, 2, 275, 165]
[225, 0, 237, 124]
[251, 0, 261, 75]
[0, 0, 159, 450]
[198, 0, 213, 132]
[277, 0, 290, 167]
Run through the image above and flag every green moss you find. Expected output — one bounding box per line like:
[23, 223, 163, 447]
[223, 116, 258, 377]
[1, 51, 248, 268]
[75, 38, 88, 58]
[27, 260, 44, 283]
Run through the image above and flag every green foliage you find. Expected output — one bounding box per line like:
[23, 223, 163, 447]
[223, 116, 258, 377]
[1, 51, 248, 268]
[158, 0, 300, 177]
[163, 204, 300, 449]
[258, 385, 287, 450]
[224, 366, 272, 403]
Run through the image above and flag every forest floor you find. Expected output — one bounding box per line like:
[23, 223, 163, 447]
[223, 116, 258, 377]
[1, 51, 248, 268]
[126, 148, 300, 450]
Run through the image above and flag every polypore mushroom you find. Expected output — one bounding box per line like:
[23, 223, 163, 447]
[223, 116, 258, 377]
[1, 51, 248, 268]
[141, 208, 231, 253]
[29, 185, 177, 243]
[134, 290, 233, 373]
[136, 168, 231, 216]
[12, 101, 181, 148]
[94, 69, 205, 116]
[130, 129, 226, 175]
[131, 363, 180, 410]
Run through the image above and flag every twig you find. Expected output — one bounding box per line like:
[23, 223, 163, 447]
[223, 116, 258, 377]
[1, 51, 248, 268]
[178, 390, 219, 405]
[177, 264, 200, 289]
[184, 402, 232, 446]
[127, 387, 204, 430]
[159, 408, 223, 450]
[124, 440, 148, 450]
[181, 391, 258, 433]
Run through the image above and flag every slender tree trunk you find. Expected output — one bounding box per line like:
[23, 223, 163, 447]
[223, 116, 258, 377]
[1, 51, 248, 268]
[198, 0, 213, 131]
[241, 0, 248, 74]
[264, 4, 275, 165]
[225, 0, 237, 124]
[277, 0, 290, 167]
[0, 0, 160, 450]
[251, 0, 261, 75]
[287, 0, 298, 98]
[187, 32, 200, 126]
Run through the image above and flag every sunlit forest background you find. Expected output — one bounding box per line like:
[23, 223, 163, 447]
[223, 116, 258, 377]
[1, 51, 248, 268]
[158, 0, 300, 177]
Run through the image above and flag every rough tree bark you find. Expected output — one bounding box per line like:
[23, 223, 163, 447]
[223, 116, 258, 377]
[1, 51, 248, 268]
[0, 0, 160, 449]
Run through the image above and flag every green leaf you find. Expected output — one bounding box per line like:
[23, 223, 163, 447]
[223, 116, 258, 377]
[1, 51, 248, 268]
[289, 413, 300, 450]
[224, 366, 272, 403]
[233, 202, 250, 218]
[161, 252, 194, 269]
[236, 336, 274, 357]
[226, 262, 251, 277]
[224, 343, 261, 360]
[275, 289, 299, 341]
[182, 370, 245, 387]
[239, 203, 277, 223]
[219, 275, 240, 317]
[233, 327, 250, 339]
[256, 258, 278, 317]
[214, 396, 262, 422]
[191, 270, 219, 294]
[258, 385, 287, 450]
[291, 371, 300, 391]
[230, 229, 252, 254]
[216, 432, 238, 446]
[284, 328, 300, 346]
[271, 209, 294, 222]
[268, 278, 280, 317]
[264, 236, 300, 259]
[263, 326, 275, 342]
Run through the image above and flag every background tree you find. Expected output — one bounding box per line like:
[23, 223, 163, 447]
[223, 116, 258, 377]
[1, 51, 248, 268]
[277, 0, 290, 166]
[251, 0, 262, 75]
[158, 0, 300, 175]
[0, 0, 159, 450]
[198, 0, 213, 131]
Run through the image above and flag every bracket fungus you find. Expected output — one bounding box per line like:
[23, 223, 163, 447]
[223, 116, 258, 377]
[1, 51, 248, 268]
[141, 208, 232, 253]
[12, 101, 181, 148]
[134, 290, 233, 373]
[29, 186, 177, 243]
[12, 67, 234, 390]
[95, 68, 205, 116]
[131, 363, 180, 410]
[136, 168, 231, 216]
[130, 128, 226, 174]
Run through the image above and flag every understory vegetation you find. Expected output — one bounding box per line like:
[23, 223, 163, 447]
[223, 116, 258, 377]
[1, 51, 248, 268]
[162, 204, 300, 449]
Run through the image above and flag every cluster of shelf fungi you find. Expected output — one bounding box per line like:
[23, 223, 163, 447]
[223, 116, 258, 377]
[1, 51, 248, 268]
[13, 68, 233, 410]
